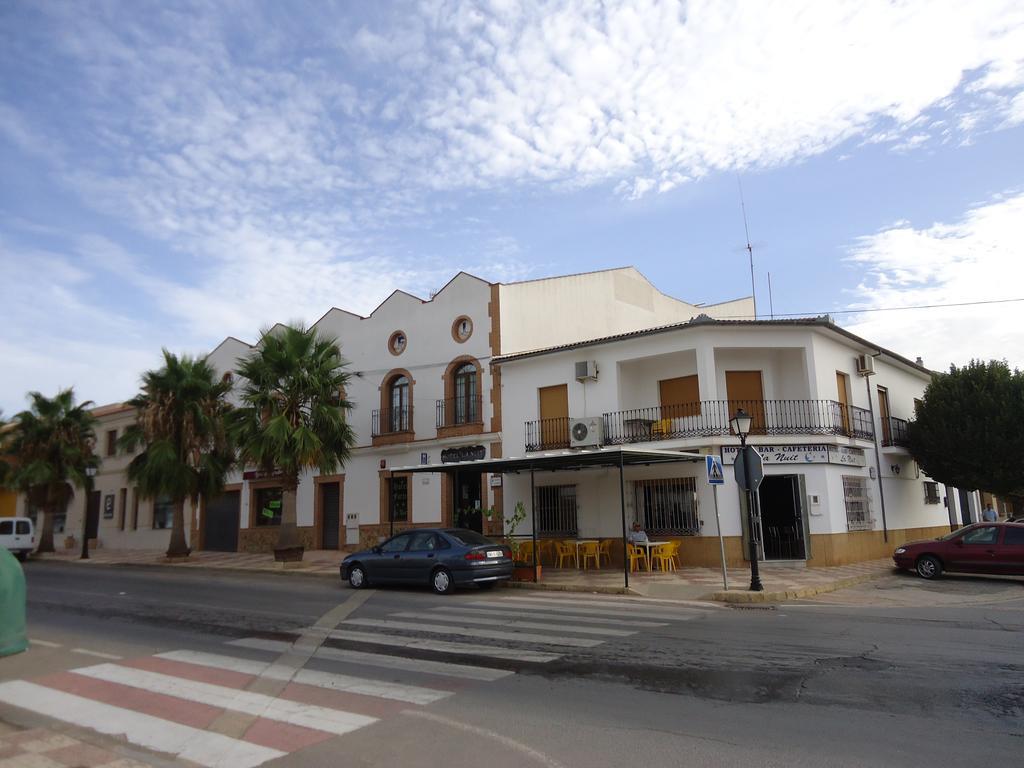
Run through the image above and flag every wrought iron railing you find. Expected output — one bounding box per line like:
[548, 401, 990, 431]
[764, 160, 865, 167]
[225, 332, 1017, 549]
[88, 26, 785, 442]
[371, 405, 413, 437]
[524, 417, 571, 451]
[436, 396, 483, 428]
[881, 416, 910, 447]
[597, 399, 874, 446]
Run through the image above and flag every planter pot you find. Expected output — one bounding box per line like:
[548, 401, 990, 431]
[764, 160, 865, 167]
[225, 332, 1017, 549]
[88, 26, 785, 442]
[63, 536, 76, 550]
[512, 564, 542, 581]
[274, 545, 305, 563]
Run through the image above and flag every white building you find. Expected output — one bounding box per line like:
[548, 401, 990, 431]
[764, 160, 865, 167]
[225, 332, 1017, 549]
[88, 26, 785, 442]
[492, 315, 967, 567]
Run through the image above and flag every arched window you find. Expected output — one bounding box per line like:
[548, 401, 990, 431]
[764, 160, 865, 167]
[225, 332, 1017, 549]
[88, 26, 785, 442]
[389, 375, 410, 432]
[453, 363, 478, 424]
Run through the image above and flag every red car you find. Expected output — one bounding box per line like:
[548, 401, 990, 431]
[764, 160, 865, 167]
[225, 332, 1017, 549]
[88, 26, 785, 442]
[893, 522, 1024, 579]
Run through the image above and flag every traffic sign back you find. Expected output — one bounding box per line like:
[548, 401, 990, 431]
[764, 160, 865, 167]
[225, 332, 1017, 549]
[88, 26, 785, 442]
[734, 446, 764, 492]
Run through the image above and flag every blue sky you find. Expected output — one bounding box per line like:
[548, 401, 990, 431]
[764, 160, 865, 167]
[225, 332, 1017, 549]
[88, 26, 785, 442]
[2, 0, 1023, 414]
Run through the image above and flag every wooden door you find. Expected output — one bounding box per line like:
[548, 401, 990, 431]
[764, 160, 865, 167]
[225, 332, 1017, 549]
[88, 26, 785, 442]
[538, 384, 569, 449]
[726, 371, 765, 434]
[836, 371, 851, 435]
[877, 386, 891, 445]
[659, 375, 700, 418]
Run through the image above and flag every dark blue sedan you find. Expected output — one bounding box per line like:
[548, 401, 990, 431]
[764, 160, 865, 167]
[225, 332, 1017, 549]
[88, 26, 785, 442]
[341, 528, 513, 594]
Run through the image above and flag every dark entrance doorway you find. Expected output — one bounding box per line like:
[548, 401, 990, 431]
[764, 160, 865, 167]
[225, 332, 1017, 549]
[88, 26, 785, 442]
[453, 471, 482, 532]
[86, 490, 101, 540]
[958, 488, 973, 525]
[203, 490, 240, 552]
[757, 475, 806, 560]
[320, 482, 341, 549]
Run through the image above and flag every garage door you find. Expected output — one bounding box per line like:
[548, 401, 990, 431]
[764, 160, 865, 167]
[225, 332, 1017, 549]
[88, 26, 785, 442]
[203, 491, 240, 552]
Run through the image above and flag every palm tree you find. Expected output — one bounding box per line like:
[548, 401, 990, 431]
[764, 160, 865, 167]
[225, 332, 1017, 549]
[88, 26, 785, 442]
[7, 390, 98, 553]
[230, 324, 356, 561]
[120, 351, 234, 558]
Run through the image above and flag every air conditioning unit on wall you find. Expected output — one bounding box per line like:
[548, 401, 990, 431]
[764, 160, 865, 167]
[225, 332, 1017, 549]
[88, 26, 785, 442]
[856, 353, 875, 375]
[570, 417, 604, 448]
[575, 360, 598, 381]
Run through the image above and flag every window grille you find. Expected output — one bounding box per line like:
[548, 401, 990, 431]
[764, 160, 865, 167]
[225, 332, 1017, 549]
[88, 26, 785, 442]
[634, 477, 699, 535]
[923, 481, 940, 504]
[153, 495, 176, 529]
[535, 485, 577, 536]
[842, 476, 873, 531]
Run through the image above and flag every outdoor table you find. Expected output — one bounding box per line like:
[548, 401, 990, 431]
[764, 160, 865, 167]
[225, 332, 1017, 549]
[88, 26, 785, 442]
[634, 540, 669, 571]
[573, 539, 600, 568]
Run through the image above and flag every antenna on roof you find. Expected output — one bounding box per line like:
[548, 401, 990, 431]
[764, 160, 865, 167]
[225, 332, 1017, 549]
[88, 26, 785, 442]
[768, 271, 775, 320]
[737, 176, 757, 320]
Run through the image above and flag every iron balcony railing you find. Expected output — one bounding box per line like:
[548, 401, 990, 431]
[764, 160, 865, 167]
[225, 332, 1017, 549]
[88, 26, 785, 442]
[524, 417, 571, 452]
[603, 400, 875, 444]
[436, 396, 483, 428]
[881, 416, 910, 447]
[371, 405, 413, 437]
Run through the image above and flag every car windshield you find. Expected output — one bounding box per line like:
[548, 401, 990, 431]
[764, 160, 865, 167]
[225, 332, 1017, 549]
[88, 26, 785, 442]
[937, 528, 969, 541]
[446, 529, 493, 546]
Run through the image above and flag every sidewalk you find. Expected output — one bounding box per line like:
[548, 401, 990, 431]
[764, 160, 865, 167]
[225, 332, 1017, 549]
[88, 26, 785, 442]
[0, 724, 152, 767]
[30, 548, 893, 602]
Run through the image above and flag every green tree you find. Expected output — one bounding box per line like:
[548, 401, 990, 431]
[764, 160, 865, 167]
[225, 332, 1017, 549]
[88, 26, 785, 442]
[7, 390, 98, 553]
[120, 351, 234, 558]
[908, 359, 1024, 498]
[230, 324, 356, 561]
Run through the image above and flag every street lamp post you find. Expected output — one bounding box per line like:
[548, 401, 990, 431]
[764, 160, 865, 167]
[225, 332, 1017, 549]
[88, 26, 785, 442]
[80, 466, 96, 560]
[730, 409, 764, 592]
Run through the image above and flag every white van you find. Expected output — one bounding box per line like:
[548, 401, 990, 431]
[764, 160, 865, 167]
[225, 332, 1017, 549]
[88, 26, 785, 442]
[0, 517, 36, 561]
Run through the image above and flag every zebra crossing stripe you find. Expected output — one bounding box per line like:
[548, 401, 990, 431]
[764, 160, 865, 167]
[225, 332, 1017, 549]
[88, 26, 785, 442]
[342, 618, 603, 648]
[72, 663, 377, 735]
[156, 650, 450, 705]
[0, 680, 285, 768]
[227, 637, 513, 681]
[388, 610, 637, 637]
[436, 605, 668, 627]
[488, 596, 698, 621]
[324, 628, 562, 663]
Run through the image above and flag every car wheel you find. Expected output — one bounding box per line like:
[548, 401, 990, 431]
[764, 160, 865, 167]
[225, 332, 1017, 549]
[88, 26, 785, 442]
[915, 555, 942, 580]
[15, 551, 27, 562]
[431, 567, 454, 595]
[348, 564, 368, 589]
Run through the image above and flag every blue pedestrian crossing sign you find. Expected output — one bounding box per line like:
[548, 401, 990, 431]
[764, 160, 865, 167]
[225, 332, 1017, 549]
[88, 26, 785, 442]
[705, 455, 725, 485]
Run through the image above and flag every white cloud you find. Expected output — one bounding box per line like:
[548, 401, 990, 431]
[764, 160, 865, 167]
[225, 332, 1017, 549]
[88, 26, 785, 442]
[844, 192, 1024, 371]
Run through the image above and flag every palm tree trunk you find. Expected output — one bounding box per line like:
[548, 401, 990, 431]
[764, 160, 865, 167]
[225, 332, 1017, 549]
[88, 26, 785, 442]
[166, 498, 191, 558]
[274, 479, 303, 562]
[35, 488, 57, 554]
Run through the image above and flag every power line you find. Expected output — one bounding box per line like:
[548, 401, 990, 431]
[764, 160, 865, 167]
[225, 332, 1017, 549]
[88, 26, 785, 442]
[718, 296, 1024, 320]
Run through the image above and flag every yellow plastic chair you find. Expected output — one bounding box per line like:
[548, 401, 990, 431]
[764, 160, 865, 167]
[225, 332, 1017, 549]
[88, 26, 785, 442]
[598, 539, 613, 566]
[651, 543, 676, 572]
[535, 539, 554, 565]
[650, 418, 672, 439]
[628, 544, 648, 572]
[578, 541, 601, 570]
[516, 540, 535, 564]
[555, 540, 576, 568]
[668, 540, 682, 569]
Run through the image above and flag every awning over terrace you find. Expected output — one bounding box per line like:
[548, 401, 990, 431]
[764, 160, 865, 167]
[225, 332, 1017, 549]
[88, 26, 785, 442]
[389, 447, 705, 588]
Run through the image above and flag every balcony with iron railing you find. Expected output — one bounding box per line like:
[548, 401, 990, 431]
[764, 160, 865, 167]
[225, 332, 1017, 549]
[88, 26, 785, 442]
[371, 405, 414, 439]
[881, 416, 910, 448]
[436, 396, 483, 428]
[524, 399, 874, 452]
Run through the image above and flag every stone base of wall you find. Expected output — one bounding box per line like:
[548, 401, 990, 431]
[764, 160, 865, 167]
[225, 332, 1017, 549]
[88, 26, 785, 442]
[807, 525, 951, 567]
[238, 526, 316, 554]
[357, 522, 440, 550]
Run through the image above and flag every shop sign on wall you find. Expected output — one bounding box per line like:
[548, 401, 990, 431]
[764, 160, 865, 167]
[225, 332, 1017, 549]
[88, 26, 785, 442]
[721, 444, 866, 467]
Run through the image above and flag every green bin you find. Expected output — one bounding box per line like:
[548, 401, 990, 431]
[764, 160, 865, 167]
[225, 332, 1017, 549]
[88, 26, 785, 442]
[0, 547, 28, 656]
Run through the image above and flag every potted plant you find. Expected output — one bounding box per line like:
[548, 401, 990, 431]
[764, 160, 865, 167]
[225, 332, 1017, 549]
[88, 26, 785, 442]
[506, 501, 541, 581]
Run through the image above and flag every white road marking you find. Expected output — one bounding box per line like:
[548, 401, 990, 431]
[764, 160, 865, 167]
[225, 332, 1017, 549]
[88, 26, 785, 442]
[494, 592, 725, 609]
[227, 637, 513, 681]
[324, 628, 561, 663]
[404, 710, 568, 768]
[28, 638, 61, 648]
[71, 648, 123, 660]
[488, 596, 699, 621]
[438, 605, 668, 627]
[157, 650, 450, 705]
[0, 680, 284, 768]
[73, 663, 377, 735]
[389, 610, 636, 637]
[342, 618, 602, 648]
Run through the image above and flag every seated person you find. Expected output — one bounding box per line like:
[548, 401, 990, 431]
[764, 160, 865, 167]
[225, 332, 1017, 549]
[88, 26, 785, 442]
[627, 522, 649, 544]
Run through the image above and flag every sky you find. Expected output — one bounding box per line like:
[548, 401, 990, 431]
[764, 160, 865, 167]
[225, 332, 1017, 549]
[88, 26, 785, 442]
[2, 0, 1023, 414]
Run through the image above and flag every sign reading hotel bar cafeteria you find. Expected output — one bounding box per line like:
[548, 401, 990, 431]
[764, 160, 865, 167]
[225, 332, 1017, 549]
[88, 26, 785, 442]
[440, 445, 486, 463]
[720, 444, 867, 467]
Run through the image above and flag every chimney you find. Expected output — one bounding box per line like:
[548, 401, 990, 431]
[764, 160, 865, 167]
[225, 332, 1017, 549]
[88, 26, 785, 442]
[915, 356, 924, 366]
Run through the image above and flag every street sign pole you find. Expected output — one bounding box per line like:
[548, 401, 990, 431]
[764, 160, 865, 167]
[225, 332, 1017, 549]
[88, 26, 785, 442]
[741, 444, 764, 592]
[712, 483, 728, 591]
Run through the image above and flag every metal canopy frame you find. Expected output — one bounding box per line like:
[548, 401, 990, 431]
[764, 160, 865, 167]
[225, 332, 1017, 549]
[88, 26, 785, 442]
[390, 447, 704, 588]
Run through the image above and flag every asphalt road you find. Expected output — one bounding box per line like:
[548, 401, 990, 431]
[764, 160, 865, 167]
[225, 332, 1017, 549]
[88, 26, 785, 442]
[4, 561, 1023, 767]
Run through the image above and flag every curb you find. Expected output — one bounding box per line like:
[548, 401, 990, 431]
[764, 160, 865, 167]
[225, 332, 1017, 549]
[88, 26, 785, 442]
[29, 555, 341, 580]
[710, 570, 890, 603]
[501, 579, 631, 595]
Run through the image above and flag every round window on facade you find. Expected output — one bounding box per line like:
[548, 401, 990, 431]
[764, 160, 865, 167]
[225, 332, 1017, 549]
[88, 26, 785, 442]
[388, 330, 407, 356]
[452, 316, 473, 343]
